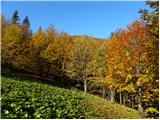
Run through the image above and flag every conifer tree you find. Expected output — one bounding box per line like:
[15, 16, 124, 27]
[11, 10, 20, 24]
[22, 16, 30, 26]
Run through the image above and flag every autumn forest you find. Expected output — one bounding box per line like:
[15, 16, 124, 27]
[1, 1, 159, 119]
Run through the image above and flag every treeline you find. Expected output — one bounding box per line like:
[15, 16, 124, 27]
[1, 1, 159, 118]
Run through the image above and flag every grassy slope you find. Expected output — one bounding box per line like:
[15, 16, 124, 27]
[1, 73, 140, 119]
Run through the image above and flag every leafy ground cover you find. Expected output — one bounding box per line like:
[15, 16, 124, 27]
[1, 73, 140, 119]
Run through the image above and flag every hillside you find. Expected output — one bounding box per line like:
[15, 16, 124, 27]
[1, 73, 140, 119]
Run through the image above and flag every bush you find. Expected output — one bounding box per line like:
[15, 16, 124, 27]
[145, 107, 159, 118]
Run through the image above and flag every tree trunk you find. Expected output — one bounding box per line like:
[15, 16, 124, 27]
[138, 87, 143, 118]
[83, 79, 87, 96]
[120, 92, 122, 104]
[123, 93, 126, 106]
[126, 93, 128, 106]
[102, 84, 106, 99]
[131, 95, 134, 109]
[111, 88, 115, 103]
[107, 89, 110, 100]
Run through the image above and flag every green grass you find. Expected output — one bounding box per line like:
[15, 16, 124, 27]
[1, 73, 140, 119]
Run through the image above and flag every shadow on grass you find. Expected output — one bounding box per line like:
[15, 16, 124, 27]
[1, 69, 77, 90]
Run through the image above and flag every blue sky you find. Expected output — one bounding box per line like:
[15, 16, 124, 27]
[1, 1, 149, 38]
